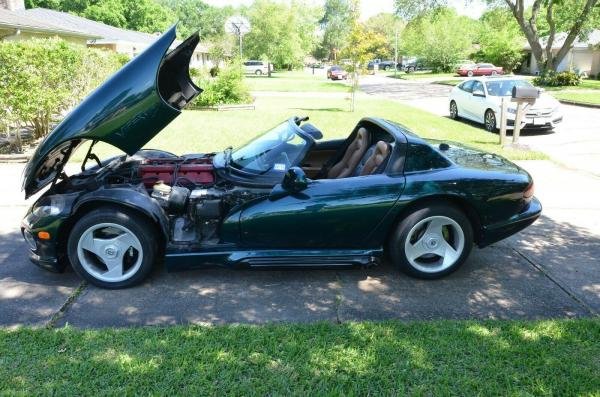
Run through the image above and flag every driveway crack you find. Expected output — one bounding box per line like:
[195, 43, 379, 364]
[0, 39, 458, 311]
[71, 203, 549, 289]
[45, 281, 87, 329]
[334, 271, 343, 324]
[511, 247, 598, 317]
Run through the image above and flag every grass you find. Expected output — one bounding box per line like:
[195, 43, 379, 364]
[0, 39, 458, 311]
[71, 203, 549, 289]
[1, 319, 599, 395]
[244, 70, 349, 92]
[70, 94, 547, 164]
[542, 78, 600, 92]
[552, 91, 600, 106]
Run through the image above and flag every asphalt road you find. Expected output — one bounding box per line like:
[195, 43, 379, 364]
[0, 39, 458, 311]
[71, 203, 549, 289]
[1, 159, 598, 328]
[360, 74, 600, 178]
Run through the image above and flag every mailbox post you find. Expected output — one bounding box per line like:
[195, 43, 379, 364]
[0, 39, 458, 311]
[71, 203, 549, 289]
[509, 85, 540, 145]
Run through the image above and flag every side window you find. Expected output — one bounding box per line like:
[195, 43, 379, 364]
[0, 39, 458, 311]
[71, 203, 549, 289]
[404, 143, 451, 173]
[460, 80, 475, 93]
[472, 81, 484, 94]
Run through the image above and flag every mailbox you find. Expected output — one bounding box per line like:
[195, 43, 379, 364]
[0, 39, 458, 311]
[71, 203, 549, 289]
[512, 86, 540, 100]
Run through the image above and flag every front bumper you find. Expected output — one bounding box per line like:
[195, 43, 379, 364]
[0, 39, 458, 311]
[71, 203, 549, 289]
[479, 197, 542, 247]
[505, 113, 563, 130]
[21, 228, 66, 273]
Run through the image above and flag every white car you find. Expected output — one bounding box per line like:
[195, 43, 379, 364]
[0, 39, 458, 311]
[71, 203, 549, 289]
[243, 60, 269, 75]
[448, 77, 563, 132]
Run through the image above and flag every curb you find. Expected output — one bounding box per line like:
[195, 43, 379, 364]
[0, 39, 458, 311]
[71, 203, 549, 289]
[0, 154, 29, 163]
[558, 99, 600, 109]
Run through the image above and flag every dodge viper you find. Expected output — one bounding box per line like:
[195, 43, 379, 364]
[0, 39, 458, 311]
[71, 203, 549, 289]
[21, 26, 542, 289]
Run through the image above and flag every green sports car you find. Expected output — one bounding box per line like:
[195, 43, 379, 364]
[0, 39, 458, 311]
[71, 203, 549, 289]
[21, 26, 541, 289]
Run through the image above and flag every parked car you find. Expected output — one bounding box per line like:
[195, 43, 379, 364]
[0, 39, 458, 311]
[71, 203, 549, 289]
[399, 58, 430, 73]
[370, 59, 398, 71]
[327, 65, 348, 80]
[367, 61, 379, 73]
[448, 77, 563, 132]
[21, 26, 541, 289]
[457, 63, 503, 77]
[243, 60, 269, 75]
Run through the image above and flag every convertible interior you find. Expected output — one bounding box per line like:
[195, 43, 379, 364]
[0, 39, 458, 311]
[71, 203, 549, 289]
[300, 120, 395, 180]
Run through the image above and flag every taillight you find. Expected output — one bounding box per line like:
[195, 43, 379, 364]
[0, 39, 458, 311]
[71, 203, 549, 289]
[523, 182, 534, 201]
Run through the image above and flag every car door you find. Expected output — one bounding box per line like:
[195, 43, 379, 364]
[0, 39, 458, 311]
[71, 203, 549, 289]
[465, 81, 487, 123]
[455, 80, 475, 120]
[477, 64, 492, 75]
[237, 174, 405, 249]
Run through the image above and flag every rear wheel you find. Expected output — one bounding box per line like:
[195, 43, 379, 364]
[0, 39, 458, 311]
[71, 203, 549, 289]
[388, 203, 473, 279]
[491, 70, 498, 76]
[449, 100, 459, 120]
[384, 65, 390, 71]
[255, 69, 263, 75]
[467, 70, 474, 77]
[67, 207, 157, 289]
[484, 109, 497, 132]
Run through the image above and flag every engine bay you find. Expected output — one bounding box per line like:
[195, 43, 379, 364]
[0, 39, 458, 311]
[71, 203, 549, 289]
[55, 151, 271, 247]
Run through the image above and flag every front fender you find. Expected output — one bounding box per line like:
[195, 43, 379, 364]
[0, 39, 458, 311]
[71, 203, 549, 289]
[73, 186, 169, 239]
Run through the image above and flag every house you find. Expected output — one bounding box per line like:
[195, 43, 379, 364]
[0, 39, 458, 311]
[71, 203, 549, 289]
[0, 0, 98, 44]
[522, 30, 600, 77]
[0, 0, 218, 69]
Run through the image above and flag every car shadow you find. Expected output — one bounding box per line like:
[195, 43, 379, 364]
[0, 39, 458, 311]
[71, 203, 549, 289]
[444, 115, 557, 136]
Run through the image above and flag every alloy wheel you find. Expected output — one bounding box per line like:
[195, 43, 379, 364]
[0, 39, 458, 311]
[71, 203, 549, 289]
[485, 110, 496, 132]
[76, 222, 143, 283]
[404, 215, 465, 274]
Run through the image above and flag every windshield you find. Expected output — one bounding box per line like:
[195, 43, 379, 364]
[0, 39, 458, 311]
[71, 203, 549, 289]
[485, 79, 533, 96]
[230, 120, 310, 174]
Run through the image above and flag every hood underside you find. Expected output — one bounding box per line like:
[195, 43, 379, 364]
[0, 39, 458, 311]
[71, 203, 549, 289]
[22, 25, 201, 198]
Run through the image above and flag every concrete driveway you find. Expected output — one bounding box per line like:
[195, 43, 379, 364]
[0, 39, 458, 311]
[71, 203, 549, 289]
[1, 159, 598, 328]
[360, 74, 600, 177]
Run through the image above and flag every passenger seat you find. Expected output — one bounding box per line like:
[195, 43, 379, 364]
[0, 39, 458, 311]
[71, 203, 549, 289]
[327, 127, 369, 179]
[359, 141, 391, 176]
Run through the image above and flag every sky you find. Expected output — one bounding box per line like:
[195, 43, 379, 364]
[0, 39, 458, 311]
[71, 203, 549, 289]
[204, 0, 489, 20]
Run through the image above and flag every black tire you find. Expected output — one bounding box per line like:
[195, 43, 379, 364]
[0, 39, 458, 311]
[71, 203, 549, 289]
[467, 70, 474, 77]
[388, 203, 473, 279]
[255, 69, 263, 75]
[384, 65, 390, 71]
[484, 109, 497, 132]
[449, 100, 460, 120]
[67, 206, 158, 289]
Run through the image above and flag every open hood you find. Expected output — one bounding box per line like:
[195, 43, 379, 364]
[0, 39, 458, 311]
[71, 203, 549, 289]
[22, 25, 201, 198]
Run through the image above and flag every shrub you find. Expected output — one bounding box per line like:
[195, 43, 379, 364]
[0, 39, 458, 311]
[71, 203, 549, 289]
[0, 39, 124, 150]
[533, 70, 581, 87]
[189, 63, 252, 108]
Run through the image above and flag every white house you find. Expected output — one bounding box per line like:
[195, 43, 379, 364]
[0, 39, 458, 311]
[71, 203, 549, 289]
[522, 30, 600, 77]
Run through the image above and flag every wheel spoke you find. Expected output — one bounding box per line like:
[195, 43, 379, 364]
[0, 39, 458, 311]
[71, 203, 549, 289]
[112, 232, 140, 252]
[79, 232, 104, 257]
[425, 218, 447, 236]
[103, 255, 125, 279]
[437, 240, 460, 266]
[406, 237, 431, 261]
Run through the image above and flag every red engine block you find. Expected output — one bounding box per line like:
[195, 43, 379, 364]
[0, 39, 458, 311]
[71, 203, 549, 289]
[138, 156, 215, 188]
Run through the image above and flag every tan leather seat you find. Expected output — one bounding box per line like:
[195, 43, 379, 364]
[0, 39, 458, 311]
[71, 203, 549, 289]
[360, 141, 390, 176]
[327, 127, 369, 179]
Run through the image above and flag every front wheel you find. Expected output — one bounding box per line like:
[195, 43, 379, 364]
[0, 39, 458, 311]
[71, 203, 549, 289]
[388, 203, 473, 279]
[467, 70, 474, 77]
[484, 109, 497, 132]
[67, 207, 158, 289]
[449, 100, 459, 120]
[383, 65, 390, 71]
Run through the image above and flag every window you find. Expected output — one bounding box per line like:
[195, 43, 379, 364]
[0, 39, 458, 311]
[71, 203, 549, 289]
[472, 81, 484, 94]
[404, 144, 451, 172]
[459, 80, 475, 93]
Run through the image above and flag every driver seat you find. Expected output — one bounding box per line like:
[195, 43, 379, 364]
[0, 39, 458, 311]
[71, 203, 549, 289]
[327, 127, 369, 179]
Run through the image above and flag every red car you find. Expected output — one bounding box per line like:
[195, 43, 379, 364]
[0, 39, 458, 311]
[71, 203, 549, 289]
[457, 63, 503, 77]
[327, 65, 348, 80]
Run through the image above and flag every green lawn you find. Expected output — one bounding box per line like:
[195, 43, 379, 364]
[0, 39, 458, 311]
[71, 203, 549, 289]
[542, 78, 600, 91]
[244, 70, 349, 92]
[552, 91, 600, 106]
[71, 95, 546, 164]
[1, 319, 599, 395]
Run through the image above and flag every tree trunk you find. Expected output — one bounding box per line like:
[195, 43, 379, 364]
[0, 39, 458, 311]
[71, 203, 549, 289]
[504, 0, 599, 73]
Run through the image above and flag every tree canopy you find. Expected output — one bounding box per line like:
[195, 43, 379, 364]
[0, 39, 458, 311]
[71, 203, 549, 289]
[319, 0, 359, 60]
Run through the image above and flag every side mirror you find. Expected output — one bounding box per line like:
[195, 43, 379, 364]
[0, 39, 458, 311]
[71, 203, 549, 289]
[282, 166, 308, 193]
[473, 89, 485, 97]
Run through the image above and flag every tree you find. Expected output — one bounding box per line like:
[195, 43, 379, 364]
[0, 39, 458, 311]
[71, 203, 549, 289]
[340, 22, 387, 111]
[394, 0, 600, 71]
[243, 0, 319, 72]
[365, 13, 404, 59]
[319, 0, 359, 60]
[26, 0, 175, 34]
[476, 8, 524, 72]
[401, 8, 477, 72]
[160, 0, 234, 39]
